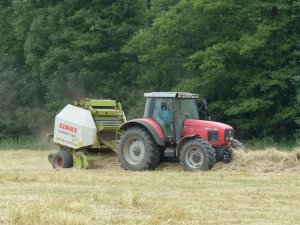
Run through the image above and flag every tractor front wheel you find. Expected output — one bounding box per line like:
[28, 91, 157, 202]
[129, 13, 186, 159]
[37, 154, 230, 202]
[179, 139, 216, 171]
[52, 151, 73, 169]
[232, 139, 248, 152]
[119, 127, 161, 171]
[223, 148, 233, 163]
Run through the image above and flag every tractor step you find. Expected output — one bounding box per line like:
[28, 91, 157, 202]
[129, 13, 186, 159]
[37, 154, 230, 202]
[164, 147, 176, 158]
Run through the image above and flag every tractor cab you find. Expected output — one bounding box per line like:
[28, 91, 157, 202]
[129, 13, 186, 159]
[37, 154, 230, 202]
[143, 92, 200, 142]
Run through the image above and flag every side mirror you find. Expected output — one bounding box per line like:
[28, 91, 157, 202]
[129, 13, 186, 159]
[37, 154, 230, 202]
[202, 99, 208, 111]
[161, 101, 168, 111]
[197, 99, 208, 120]
[197, 99, 208, 111]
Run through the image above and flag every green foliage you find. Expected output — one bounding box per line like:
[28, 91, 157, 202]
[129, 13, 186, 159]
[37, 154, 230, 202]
[0, 0, 147, 137]
[245, 137, 299, 151]
[0, 0, 299, 141]
[0, 136, 56, 150]
[123, 0, 300, 140]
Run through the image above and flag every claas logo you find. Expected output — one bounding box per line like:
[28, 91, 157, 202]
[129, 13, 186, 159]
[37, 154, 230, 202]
[59, 123, 78, 134]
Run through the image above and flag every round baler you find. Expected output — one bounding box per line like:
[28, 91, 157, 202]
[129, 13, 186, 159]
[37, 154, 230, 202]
[49, 98, 126, 169]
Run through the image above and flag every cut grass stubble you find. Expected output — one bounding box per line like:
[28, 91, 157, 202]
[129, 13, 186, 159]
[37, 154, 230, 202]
[0, 149, 300, 225]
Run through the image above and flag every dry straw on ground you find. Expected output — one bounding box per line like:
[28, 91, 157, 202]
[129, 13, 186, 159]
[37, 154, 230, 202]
[215, 148, 300, 173]
[90, 147, 300, 173]
[0, 148, 300, 225]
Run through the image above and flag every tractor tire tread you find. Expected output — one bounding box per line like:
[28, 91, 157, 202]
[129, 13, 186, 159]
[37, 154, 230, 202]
[179, 138, 215, 171]
[119, 126, 161, 171]
[232, 139, 248, 152]
[52, 150, 73, 169]
[223, 148, 233, 164]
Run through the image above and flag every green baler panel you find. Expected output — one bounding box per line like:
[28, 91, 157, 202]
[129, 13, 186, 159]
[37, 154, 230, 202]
[74, 98, 125, 134]
[95, 110, 121, 117]
[89, 99, 116, 107]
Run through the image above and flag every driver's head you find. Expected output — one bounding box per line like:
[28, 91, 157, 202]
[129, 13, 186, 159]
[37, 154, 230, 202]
[161, 101, 168, 111]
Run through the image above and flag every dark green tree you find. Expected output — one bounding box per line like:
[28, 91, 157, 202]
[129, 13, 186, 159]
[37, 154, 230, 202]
[0, 0, 299, 140]
[123, 0, 300, 139]
[0, 0, 148, 138]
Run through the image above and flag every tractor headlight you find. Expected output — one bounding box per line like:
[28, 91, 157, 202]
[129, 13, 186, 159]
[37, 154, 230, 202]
[208, 131, 219, 143]
[224, 129, 234, 142]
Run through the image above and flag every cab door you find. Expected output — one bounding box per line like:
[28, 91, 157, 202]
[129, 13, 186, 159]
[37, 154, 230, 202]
[151, 98, 175, 140]
[174, 98, 199, 141]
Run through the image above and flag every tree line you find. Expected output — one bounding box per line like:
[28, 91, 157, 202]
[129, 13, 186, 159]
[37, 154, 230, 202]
[0, 0, 299, 141]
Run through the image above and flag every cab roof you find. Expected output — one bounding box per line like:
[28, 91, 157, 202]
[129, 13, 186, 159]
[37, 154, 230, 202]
[144, 92, 199, 99]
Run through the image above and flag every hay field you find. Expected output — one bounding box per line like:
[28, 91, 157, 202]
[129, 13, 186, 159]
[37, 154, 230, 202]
[0, 149, 300, 225]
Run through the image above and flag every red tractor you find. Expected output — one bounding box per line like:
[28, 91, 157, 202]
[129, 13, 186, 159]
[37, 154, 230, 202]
[119, 92, 245, 171]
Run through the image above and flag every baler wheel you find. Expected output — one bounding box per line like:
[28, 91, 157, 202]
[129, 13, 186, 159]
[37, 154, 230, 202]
[179, 138, 215, 171]
[119, 127, 161, 171]
[48, 153, 55, 163]
[52, 151, 73, 169]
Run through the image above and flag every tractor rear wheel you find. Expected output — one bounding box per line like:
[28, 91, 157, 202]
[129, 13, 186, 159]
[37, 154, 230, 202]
[52, 151, 73, 169]
[119, 127, 161, 171]
[179, 139, 215, 171]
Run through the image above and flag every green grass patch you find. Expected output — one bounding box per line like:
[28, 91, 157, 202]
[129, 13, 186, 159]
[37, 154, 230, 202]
[0, 136, 56, 150]
[245, 137, 299, 151]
